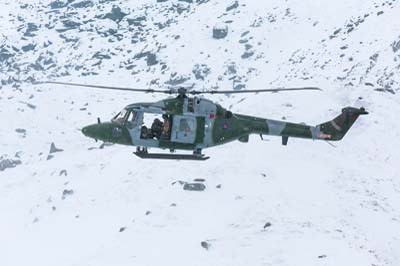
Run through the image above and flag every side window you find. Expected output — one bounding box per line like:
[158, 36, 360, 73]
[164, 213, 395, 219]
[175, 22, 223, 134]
[179, 119, 194, 132]
[126, 111, 137, 128]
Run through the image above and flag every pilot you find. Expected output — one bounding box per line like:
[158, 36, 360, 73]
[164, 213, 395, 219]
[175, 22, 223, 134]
[140, 126, 151, 139]
[162, 114, 171, 137]
[151, 118, 163, 139]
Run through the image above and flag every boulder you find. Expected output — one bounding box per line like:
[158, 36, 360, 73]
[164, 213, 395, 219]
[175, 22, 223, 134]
[213, 24, 228, 39]
[183, 183, 206, 191]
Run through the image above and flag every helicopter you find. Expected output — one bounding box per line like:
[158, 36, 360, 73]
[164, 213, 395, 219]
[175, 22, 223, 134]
[45, 81, 368, 160]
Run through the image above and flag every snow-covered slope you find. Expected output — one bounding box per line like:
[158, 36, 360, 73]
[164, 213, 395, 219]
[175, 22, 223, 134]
[1, 0, 400, 265]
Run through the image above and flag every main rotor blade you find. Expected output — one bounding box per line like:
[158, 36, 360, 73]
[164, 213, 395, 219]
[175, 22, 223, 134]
[189, 87, 322, 95]
[42, 81, 174, 94]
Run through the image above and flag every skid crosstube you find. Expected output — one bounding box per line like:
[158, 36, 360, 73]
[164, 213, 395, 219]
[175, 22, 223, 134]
[133, 151, 210, 161]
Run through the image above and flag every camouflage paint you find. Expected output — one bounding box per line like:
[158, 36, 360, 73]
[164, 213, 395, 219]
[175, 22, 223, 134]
[82, 95, 367, 152]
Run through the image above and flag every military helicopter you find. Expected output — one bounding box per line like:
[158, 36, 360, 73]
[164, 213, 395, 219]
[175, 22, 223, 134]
[46, 81, 368, 160]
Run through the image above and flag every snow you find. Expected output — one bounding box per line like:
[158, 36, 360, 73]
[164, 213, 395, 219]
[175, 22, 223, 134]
[1, 0, 400, 265]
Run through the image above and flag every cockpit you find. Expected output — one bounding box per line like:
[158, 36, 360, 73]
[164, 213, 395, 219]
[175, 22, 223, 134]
[111, 108, 172, 141]
[112, 108, 138, 128]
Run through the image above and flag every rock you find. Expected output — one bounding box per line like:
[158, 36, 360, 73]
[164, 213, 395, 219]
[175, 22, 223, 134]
[49, 142, 64, 153]
[119, 227, 126, 232]
[62, 189, 74, 200]
[24, 23, 39, 37]
[213, 24, 228, 39]
[71, 0, 94, 8]
[183, 183, 206, 191]
[103, 6, 128, 23]
[318, 255, 327, 259]
[0, 158, 22, 171]
[49, 0, 68, 9]
[0, 48, 13, 62]
[233, 83, 245, 90]
[15, 128, 26, 134]
[165, 74, 190, 86]
[93, 52, 111, 60]
[59, 169, 68, 176]
[226, 1, 239, 11]
[193, 178, 205, 182]
[145, 210, 151, 215]
[146, 53, 158, 66]
[392, 39, 400, 53]
[263, 222, 272, 229]
[241, 50, 254, 59]
[21, 44, 36, 52]
[126, 16, 146, 26]
[216, 184, 222, 189]
[201, 241, 210, 250]
[192, 64, 211, 80]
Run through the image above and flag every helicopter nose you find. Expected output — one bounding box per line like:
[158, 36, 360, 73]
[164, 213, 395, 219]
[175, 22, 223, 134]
[81, 124, 99, 139]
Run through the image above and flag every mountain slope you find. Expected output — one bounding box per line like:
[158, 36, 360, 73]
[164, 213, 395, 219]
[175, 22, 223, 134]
[1, 1, 400, 266]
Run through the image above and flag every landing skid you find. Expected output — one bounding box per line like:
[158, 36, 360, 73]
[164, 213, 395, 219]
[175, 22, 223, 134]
[134, 147, 209, 161]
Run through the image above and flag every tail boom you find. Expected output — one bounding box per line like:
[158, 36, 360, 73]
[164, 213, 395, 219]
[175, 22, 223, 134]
[261, 107, 367, 144]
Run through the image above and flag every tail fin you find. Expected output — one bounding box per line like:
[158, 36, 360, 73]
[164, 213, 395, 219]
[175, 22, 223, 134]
[316, 107, 368, 141]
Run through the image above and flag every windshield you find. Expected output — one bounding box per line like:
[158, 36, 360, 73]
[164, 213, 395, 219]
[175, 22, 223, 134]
[112, 109, 128, 125]
[112, 109, 138, 127]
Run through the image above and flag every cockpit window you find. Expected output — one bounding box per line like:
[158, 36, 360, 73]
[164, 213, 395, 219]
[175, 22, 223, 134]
[126, 110, 138, 128]
[112, 109, 138, 127]
[112, 109, 128, 125]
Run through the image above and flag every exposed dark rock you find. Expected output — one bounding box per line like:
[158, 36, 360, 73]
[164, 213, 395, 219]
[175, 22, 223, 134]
[193, 178, 205, 182]
[183, 183, 206, 191]
[192, 64, 211, 80]
[62, 189, 74, 200]
[119, 227, 126, 232]
[15, 128, 26, 137]
[56, 20, 82, 32]
[318, 255, 327, 259]
[146, 53, 158, 66]
[59, 34, 79, 43]
[93, 52, 111, 60]
[49, 142, 64, 153]
[103, 6, 128, 23]
[241, 30, 250, 37]
[263, 222, 272, 229]
[0, 157, 22, 171]
[49, 0, 68, 9]
[59, 169, 68, 176]
[145, 210, 151, 215]
[127, 16, 146, 26]
[71, 0, 94, 8]
[392, 39, 400, 53]
[21, 44, 36, 52]
[213, 25, 228, 39]
[241, 50, 254, 59]
[165, 74, 190, 85]
[201, 241, 210, 250]
[24, 23, 39, 37]
[226, 1, 239, 11]
[216, 184, 222, 189]
[244, 44, 253, 50]
[0, 48, 13, 62]
[234, 83, 245, 90]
